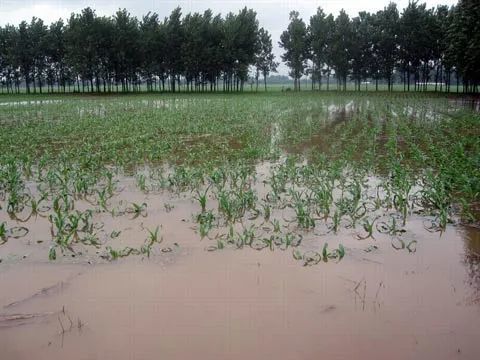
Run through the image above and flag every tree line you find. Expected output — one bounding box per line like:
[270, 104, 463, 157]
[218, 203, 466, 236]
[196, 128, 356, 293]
[0, 1, 478, 94]
[280, 0, 479, 92]
[0, 7, 277, 93]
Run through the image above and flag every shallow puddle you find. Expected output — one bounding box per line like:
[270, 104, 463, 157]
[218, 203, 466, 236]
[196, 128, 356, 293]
[0, 100, 63, 107]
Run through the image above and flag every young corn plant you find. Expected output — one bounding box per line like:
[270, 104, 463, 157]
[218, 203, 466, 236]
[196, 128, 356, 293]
[236, 225, 256, 248]
[194, 183, 212, 213]
[0, 222, 7, 244]
[127, 202, 147, 219]
[141, 226, 162, 257]
[357, 217, 379, 240]
[322, 242, 346, 262]
[294, 201, 316, 229]
[376, 216, 406, 235]
[136, 173, 148, 192]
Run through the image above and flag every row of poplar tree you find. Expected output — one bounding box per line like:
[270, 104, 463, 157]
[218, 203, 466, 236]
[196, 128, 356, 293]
[280, 0, 479, 92]
[0, 7, 276, 93]
[0, 0, 479, 94]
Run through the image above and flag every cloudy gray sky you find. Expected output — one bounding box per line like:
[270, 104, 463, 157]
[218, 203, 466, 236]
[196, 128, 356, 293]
[0, 1, 457, 74]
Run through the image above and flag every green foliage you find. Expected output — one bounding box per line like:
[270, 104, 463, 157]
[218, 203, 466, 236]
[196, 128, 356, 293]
[279, 11, 309, 90]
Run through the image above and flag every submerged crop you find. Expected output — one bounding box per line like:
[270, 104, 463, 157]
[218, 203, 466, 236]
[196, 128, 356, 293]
[0, 91, 479, 262]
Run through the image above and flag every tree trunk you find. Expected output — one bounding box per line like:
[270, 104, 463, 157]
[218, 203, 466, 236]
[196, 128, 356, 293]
[456, 72, 459, 93]
[25, 74, 30, 94]
[407, 69, 410, 92]
[171, 74, 176, 93]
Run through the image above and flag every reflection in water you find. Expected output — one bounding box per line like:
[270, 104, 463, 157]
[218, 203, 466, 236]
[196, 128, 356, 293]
[462, 227, 480, 299]
[0, 100, 63, 106]
[279, 96, 478, 160]
[450, 98, 480, 112]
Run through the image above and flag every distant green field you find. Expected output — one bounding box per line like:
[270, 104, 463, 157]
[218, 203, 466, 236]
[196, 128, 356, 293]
[0, 91, 477, 167]
[0, 80, 466, 95]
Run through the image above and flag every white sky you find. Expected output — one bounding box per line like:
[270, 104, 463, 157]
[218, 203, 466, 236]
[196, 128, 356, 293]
[0, 1, 458, 75]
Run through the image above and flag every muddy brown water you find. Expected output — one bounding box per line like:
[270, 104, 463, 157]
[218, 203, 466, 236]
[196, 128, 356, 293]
[2, 128, 480, 360]
[1, 173, 480, 359]
[1, 225, 480, 359]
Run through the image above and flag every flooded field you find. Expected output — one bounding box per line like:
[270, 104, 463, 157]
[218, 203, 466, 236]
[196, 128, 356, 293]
[1, 92, 479, 359]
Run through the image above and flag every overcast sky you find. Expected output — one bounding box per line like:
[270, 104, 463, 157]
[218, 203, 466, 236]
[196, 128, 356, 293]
[0, 1, 457, 75]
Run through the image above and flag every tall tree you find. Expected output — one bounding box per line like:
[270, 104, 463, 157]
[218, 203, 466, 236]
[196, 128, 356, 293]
[182, 12, 204, 91]
[16, 21, 35, 93]
[322, 14, 336, 90]
[164, 7, 184, 92]
[309, 7, 329, 90]
[449, 0, 480, 92]
[375, 3, 400, 91]
[279, 11, 309, 91]
[432, 5, 451, 92]
[29, 17, 48, 93]
[65, 8, 101, 92]
[399, 1, 431, 91]
[45, 20, 66, 92]
[255, 28, 278, 91]
[223, 7, 259, 91]
[206, 13, 225, 91]
[330, 10, 352, 91]
[443, 5, 458, 92]
[350, 12, 373, 91]
[140, 12, 161, 91]
[113, 9, 140, 92]
[4, 25, 21, 93]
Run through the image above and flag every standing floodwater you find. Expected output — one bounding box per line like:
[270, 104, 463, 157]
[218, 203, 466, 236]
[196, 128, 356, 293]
[1, 92, 479, 359]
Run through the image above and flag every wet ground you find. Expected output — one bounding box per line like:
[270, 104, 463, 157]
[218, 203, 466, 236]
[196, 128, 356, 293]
[1, 171, 480, 360]
[1, 93, 480, 359]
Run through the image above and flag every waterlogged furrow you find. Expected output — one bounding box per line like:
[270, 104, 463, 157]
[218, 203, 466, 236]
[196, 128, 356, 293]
[0, 92, 479, 264]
